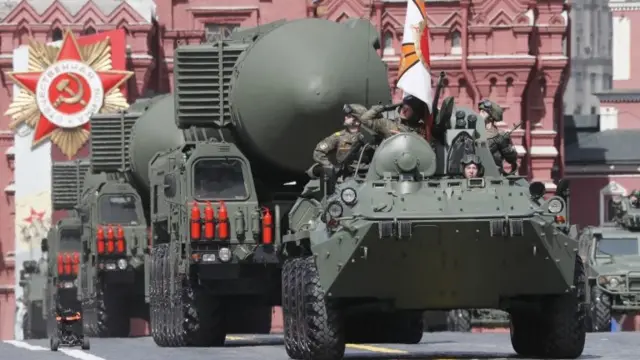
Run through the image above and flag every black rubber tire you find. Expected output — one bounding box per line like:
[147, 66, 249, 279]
[283, 258, 303, 359]
[510, 255, 587, 359]
[150, 244, 165, 346]
[96, 281, 131, 337]
[385, 311, 424, 344]
[590, 286, 612, 332]
[179, 259, 226, 346]
[298, 256, 345, 360]
[81, 337, 90, 350]
[50, 337, 60, 351]
[446, 310, 472, 332]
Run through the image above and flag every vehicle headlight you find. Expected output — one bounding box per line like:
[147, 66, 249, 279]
[202, 253, 216, 262]
[117, 259, 127, 270]
[218, 248, 231, 262]
[547, 198, 564, 214]
[341, 188, 357, 205]
[609, 277, 620, 287]
[327, 202, 343, 218]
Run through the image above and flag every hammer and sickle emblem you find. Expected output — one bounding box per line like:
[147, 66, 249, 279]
[53, 73, 87, 108]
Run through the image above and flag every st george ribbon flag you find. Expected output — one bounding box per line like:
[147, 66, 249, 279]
[396, 0, 433, 113]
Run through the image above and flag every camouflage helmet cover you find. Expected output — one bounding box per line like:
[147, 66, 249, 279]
[478, 99, 503, 122]
[343, 103, 368, 118]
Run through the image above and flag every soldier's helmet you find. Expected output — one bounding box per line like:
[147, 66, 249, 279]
[402, 95, 427, 118]
[460, 154, 484, 176]
[478, 99, 503, 122]
[343, 104, 368, 119]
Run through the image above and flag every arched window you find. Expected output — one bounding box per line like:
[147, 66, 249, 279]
[450, 30, 461, 55]
[51, 28, 63, 41]
[600, 182, 627, 225]
[83, 27, 96, 35]
[383, 31, 394, 55]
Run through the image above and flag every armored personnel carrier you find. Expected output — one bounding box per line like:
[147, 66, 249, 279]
[580, 196, 640, 332]
[86, 18, 390, 346]
[282, 96, 586, 359]
[19, 254, 48, 339]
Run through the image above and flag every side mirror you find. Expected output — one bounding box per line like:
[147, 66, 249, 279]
[556, 179, 570, 199]
[529, 181, 546, 200]
[41, 238, 48, 253]
[163, 174, 177, 198]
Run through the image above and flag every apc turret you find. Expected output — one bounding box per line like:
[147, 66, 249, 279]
[86, 18, 390, 346]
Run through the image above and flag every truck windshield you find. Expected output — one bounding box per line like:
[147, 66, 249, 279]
[60, 230, 81, 251]
[597, 237, 639, 256]
[99, 195, 139, 224]
[193, 159, 248, 200]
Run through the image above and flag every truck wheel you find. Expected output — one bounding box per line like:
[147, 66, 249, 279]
[96, 282, 131, 337]
[446, 310, 472, 332]
[298, 256, 345, 360]
[590, 287, 612, 332]
[385, 311, 424, 344]
[150, 244, 165, 346]
[283, 258, 303, 359]
[179, 276, 226, 346]
[510, 255, 587, 358]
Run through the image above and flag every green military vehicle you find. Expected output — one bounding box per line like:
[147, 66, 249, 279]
[581, 196, 640, 332]
[86, 18, 390, 346]
[282, 96, 586, 359]
[53, 154, 149, 337]
[19, 255, 48, 339]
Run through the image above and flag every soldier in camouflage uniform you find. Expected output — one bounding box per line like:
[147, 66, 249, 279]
[313, 104, 367, 169]
[478, 99, 519, 175]
[359, 95, 427, 139]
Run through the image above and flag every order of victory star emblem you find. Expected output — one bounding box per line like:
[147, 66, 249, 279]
[5, 29, 133, 158]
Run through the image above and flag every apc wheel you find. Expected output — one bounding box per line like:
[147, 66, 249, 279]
[589, 287, 612, 332]
[446, 310, 472, 332]
[50, 337, 60, 351]
[283, 258, 303, 359]
[96, 281, 131, 337]
[81, 337, 90, 350]
[510, 256, 586, 359]
[298, 256, 345, 360]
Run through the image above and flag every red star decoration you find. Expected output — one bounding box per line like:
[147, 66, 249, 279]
[9, 31, 132, 144]
[23, 208, 45, 224]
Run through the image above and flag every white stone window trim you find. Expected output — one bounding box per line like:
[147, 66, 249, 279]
[599, 181, 627, 226]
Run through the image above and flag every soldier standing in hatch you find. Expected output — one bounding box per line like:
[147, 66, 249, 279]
[359, 95, 428, 139]
[312, 104, 367, 170]
[478, 99, 519, 175]
[460, 154, 483, 179]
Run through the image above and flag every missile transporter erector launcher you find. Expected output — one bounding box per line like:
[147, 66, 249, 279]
[580, 196, 640, 332]
[283, 96, 587, 360]
[88, 18, 391, 346]
[54, 155, 149, 337]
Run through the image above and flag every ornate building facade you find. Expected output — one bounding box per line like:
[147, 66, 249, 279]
[0, 0, 568, 338]
[564, 0, 640, 227]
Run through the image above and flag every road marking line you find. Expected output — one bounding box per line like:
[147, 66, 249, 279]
[60, 349, 107, 360]
[346, 343, 409, 354]
[3, 340, 48, 351]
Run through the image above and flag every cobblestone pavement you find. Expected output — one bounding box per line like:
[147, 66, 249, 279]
[3, 332, 637, 360]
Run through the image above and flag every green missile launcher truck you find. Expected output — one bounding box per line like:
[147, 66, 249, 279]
[87, 18, 391, 346]
[282, 96, 586, 360]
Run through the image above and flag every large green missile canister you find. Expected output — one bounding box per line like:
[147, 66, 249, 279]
[90, 18, 390, 190]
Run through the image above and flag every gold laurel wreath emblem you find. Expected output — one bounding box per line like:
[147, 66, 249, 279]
[4, 34, 131, 158]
